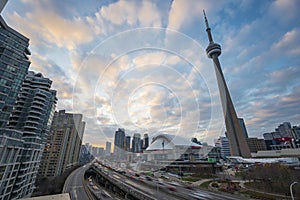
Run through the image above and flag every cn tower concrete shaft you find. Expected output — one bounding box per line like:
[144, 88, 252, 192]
[203, 10, 251, 158]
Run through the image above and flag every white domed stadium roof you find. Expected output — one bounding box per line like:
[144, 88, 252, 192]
[146, 133, 202, 151]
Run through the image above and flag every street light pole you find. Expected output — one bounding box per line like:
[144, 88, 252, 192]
[290, 181, 298, 200]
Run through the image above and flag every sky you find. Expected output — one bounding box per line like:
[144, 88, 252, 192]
[2, 0, 300, 147]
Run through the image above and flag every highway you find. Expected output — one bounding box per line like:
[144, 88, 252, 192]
[92, 163, 242, 200]
[63, 164, 91, 200]
[63, 162, 245, 200]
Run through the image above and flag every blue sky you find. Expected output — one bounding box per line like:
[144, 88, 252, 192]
[2, 0, 300, 147]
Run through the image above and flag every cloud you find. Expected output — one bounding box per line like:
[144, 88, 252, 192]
[272, 28, 300, 56]
[167, 0, 229, 31]
[6, 2, 95, 50]
[99, 0, 162, 27]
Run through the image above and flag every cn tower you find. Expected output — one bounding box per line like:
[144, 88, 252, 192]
[203, 10, 251, 158]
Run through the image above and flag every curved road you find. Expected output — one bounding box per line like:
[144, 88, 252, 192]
[63, 164, 90, 200]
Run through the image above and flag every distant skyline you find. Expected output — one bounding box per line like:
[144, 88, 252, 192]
[3, 0, 300, 146]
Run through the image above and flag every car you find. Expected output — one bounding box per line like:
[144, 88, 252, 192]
[166, 185, 176, 191]
[92, 185, 99, 190]
[183, 184, 193, 190]
[139, 177, 145, 182]
[145, 176, 152, 181]
[169, 181, 181, 187]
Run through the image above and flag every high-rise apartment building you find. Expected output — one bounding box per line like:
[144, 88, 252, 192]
[0, 71, 56, 199]
[0, 9, 31, 199]
[203, 11, 251, 157]
[39, 110, 85, 177]
[8, 71, 56, 198]
[0, 18, 31, 128]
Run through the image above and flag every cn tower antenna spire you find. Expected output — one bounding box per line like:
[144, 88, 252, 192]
[203, 10, 214, 43]
[203, 10, 210, 29]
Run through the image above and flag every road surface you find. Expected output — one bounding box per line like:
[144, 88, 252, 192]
[63, 165, 90, 200]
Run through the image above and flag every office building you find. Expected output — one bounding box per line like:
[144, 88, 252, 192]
[79, 145, 93, 165]
[263, 122, 300, 150]
[238, 118, 249, 138]
[276, 122, 293, 138]
[203, 11, 251, 157]
[246, 137, 267, 153]
[105, 141, 111, 156]
[114, 128, 125, 159]
[91, 146, 104, 157]
[263, 131, 284, 150]
[132, 133, 141, 153]
[39, 110, 85, 177]
[124, 136, 131, 152]
[84, 143, 92, 153]
[292, 126, 300, 142]
[214, 136, 231, 158]
[143, 134, 149, 150]
[0, 0, 7, 13]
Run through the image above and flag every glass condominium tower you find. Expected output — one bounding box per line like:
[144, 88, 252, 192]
[0, 11, 31, 200]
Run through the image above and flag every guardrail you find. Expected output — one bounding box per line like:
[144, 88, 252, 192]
[82, 175, 97, 200]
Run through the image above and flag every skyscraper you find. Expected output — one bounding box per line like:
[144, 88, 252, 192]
[124, 135, 131, 152]
[0, 3, 32, 198]
[114, 128, 125, 158]
[39, 110, 85, 177]
[0, 17, 31, 128]
[105, 141, 111, 156]
[203, 11, 251, 158]
[143, 133, 149, 150]
[8, 71, 57, 198]
[132, 133, 141, 153]
[238, 118, 249, 138]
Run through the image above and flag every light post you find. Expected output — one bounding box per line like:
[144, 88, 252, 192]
[290, 181, 298, 200]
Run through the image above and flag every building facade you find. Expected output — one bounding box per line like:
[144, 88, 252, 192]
[38, 110, 85, 177]
[124, 136, 131, 152]
[214, 136, 231, 158]
[238, 118, 249, 138]
[105, 141, 111, 156]
[0, 10, 31, 199]
[8, 72, 56, 198]
[246, 137, 267, 153]
[132, 133, 141, 153]
[0, 71, 57, 199]
[143, 134, 149, 150]
[0, 17, 31, 128]
[114, 128, 125, 159]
